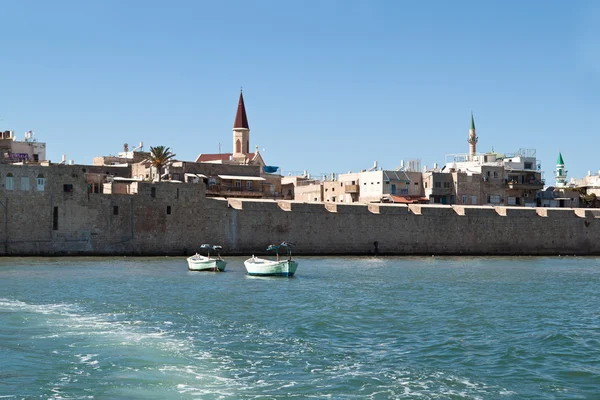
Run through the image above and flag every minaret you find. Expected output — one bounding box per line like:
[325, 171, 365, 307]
[232, 90, 250, 159]
[467, 112, 478, 160]
[555, 152, 567, 186]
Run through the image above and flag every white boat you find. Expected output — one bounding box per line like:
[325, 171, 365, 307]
[244, 242, 298, 277]
[187, 244, 227, 272]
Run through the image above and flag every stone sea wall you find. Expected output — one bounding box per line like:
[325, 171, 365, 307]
[1, 177, 599, 256]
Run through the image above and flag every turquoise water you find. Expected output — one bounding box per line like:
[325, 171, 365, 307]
[1, 256, 599, 399]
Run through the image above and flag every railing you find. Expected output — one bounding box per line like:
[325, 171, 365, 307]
[207, 184, 264, 197]
[295, 179, 321, 187]
[428, 187, 452, 195]
[506, 179, 544, 189]
[344, 184, 359, 193]
[393, 189, 409, 195]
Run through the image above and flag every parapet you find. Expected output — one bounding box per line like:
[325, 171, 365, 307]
[574, 209, 600, 219]
[368, 203, 411, 215]
[453, 205, 497, 217]
[227, 199, 280, 211]
[494, 206, 538, 217]
[536, 208, 578, 218]
[409, 204, 455, 216]
[275, 201, 328, 213]
[324, 203, 369, 214]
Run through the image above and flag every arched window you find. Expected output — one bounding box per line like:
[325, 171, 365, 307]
[5, 173, 14, 191]
[246, 140, 249, 154]
[36, 174, 46, 191]
[236, 139, 241, 153]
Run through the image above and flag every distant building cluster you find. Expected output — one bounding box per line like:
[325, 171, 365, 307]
[0, 93, 597, 208]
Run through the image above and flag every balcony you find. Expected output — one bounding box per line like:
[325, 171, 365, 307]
[506, 179, 544, 190]
[428, 187, 452, 196]
[345, 184, 359, 193]
[206, 184, 264, 198]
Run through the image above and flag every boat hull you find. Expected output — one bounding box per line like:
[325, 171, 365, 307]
[243, 258, 298, 276]
[187, 256, 227, 272]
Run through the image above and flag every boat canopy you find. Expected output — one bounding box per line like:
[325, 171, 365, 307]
[218, 175, 266, 181]
[266, 241, 295, 256]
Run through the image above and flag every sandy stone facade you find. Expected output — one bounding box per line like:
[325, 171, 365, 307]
[1, 162, 599, 256]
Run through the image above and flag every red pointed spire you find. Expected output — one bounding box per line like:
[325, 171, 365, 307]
[233, 91, 249, 129]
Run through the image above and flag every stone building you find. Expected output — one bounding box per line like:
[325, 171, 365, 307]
[0, 130, 46, 163]
[93, 142, 148, 167]
[423, 171, 454, 204]
[1, 160, 600, 257]
[195, 91, 266, 168]
[536, 152, 579, 208]
[443, 114, 544, 206]
[357, 170, 411, 203]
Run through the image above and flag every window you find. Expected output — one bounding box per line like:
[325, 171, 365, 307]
[176, 188, 179, 199]
[20, 177, 30, 191]
[37, 174, 45, 191]
[472, 196, 477, 204]
[332, 196, 336, 202]
[462, 195, 468, 204]
[113, 206, 119, 215]
[247, 181, 252, 190]
[235, 180, 241, 189]
[443, 182, 450, 188]
[425, 182, 428, 188]
[434, 182, 441, 188]
[493, 171, 498, 178]
[5, 173, 14, 191]
[53, 207, 58, 230]
[487, 171, 491, 177]
[151, 187, 156, 198]
[489, 195, 501, 204]
[63, 184, 73, 193]
[524, 162, 533, 169]
[166, 205, 171, 215]
[414, 182, 419, 186]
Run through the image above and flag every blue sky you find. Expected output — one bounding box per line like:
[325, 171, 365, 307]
[1, 0, 599, 183]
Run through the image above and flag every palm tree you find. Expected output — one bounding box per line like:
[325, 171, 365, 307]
[148, 146, 176, 182]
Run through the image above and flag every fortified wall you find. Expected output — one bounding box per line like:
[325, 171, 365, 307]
[0, 163, 599, 256]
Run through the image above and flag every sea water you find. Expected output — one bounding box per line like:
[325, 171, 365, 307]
[0, 256, 599, 399]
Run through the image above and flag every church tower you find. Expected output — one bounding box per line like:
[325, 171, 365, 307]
[555, 152, 567, 186]
[467, 112, 478, 160]
[232, 91, 250, 160]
